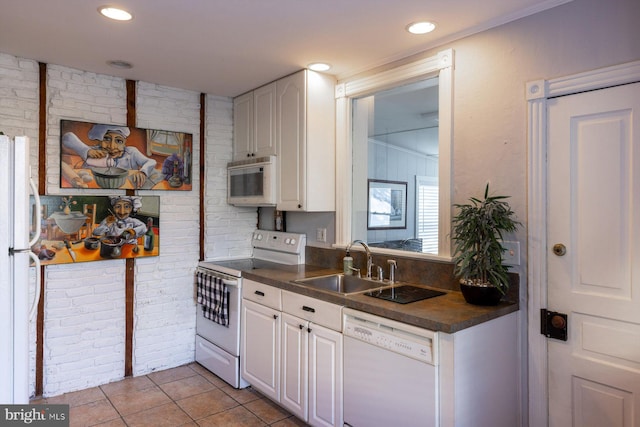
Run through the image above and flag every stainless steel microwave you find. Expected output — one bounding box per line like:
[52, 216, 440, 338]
[227, 156, 276, 206]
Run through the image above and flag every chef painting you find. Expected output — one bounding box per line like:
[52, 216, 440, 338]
[29, 194, 160, 266]
[59, 119, 193, 191]
[62, 123, 156, 189]
[93, 196, 147, 244]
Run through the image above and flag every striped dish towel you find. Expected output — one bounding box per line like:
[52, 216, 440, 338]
[196, 271, 229, 327]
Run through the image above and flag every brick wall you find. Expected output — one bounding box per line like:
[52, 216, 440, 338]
[203, 95, 256, 259]
[0, 52, 257, 397]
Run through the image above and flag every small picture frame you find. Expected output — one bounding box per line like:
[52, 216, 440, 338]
[367, 179, 407, 230]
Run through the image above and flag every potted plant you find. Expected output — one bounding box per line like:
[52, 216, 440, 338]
[451, 184, 521, 305]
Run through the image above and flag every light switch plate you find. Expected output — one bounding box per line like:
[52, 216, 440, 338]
[502, 241, 520, 266]
[316, 228, 327, 242]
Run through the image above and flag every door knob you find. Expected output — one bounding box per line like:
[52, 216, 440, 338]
[552, 243, 566, 256]
[551, 314, 566, 329]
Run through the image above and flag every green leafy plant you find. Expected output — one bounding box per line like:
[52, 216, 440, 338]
[452, 184, 521, 294]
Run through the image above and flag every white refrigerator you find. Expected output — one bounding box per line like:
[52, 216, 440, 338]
[0, 135, 41, 404]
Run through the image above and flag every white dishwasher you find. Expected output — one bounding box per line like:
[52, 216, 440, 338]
[343, 308, 438, 427]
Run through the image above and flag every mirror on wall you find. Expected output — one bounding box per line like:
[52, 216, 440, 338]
[351, 78, 439, 254]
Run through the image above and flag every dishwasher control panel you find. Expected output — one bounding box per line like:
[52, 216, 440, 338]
[343, 308, 437, 365]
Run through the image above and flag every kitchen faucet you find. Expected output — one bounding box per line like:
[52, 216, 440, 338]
[346, 239, 373, 278]
[387, 259, 397, 284]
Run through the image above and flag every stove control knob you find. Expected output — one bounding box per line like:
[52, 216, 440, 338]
[285, 238, 291, 244]
[290, 238, 296, 245]
[255, 233, 263, 241]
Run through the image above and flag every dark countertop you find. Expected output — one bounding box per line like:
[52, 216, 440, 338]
[240, 260, 519, 334]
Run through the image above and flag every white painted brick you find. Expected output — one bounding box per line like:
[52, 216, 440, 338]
[3, 53, 258, 397]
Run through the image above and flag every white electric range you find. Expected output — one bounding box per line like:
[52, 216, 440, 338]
[195, 230, 306, 388]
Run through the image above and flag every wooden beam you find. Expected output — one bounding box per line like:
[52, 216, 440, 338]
[125, 79, 136, 377]
[200, 93, 206, 261]
[35, 62, 47, 397]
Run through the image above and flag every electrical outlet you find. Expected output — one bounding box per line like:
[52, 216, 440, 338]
[502, 241, 520, 266]
[316, 228, 327, 243]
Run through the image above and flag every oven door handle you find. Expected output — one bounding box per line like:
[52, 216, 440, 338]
[222, 278, 239, 287]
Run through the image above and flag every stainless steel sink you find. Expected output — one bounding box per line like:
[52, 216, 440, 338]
[295, 273, 390, 295]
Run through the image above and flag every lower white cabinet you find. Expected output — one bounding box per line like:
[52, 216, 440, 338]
[241, 298, 280, 402]
[241, 282, 343, 427]
[281, 312, 343, 427]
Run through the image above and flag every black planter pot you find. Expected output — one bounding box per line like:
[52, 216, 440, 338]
[460, 281, 503, 306]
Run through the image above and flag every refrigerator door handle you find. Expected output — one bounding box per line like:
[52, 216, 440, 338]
[28, 251, 41, 321]
[28, 178, 41, 248]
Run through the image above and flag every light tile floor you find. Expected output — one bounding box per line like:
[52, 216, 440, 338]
[31, 363, 308, 427]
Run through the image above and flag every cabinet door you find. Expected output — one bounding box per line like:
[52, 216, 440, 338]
[309, 324, 343, 427]
[253, 82, 277, 158]
[281, 313, 309, 420]
[241, 299, 280, 401]
[233, 92, 253, 160]
[276, 70, 306, 210]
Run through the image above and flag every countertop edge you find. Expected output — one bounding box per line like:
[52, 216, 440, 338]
[240, 264, 519, 334]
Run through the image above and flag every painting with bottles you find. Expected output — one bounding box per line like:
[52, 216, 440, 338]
[60, 119, 193, 190]
[30, 195, 160, 265]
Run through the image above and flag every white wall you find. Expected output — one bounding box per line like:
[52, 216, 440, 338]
[434, 0, 639, 422]
[0, 53, 257, 397]
[203, 95, 257, 260]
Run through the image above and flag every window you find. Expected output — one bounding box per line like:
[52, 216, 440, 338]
[335, 49, 453, 259]
[416, 176, 438, 254]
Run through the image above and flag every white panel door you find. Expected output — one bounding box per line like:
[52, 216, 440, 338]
[241, 299, 280, 402]
[276, 71, 305, 211]
[254, 82, 277, 158]
[547, 82, 640, 427]
[280, 312, 308, 420]
[309, 324, 343, 427]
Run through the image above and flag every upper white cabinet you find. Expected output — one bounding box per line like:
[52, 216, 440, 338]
[233, 82, 277, 160]
[277, 70, 336, 211]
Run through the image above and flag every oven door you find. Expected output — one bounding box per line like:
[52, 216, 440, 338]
[196, 271, 241, 356]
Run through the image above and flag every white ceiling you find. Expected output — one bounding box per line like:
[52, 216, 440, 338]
[0, 0, 570, 97]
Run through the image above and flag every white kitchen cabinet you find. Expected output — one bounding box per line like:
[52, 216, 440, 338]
[241, 281, 343, 427]
[281, 291, 343, 427]
[240, 280, 282, 402]
[233, 82, 277, 160]
[438, 312, 519, 427]
[276, 70, 336, 211]
[281, 312, 309, 419]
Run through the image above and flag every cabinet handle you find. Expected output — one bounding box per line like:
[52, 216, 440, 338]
[307, 327, 312, 333]
[273, 314, 278, 319]
[302, 306, 315, 313]
[299, 324, 304, 329]
[298, 204, 302, 209]
[254, 290, 265, 296]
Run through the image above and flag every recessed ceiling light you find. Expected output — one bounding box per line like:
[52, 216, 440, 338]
[308, 62, 332, 72]
[98, 6, 133, 21]
[406, 21, 436, 35]
[107, 60, 133, 69]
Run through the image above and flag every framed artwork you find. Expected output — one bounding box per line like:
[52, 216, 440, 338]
[367, 179, 407, 230]
[30, 195, 160, 266]
[60, 119, 193, 190]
